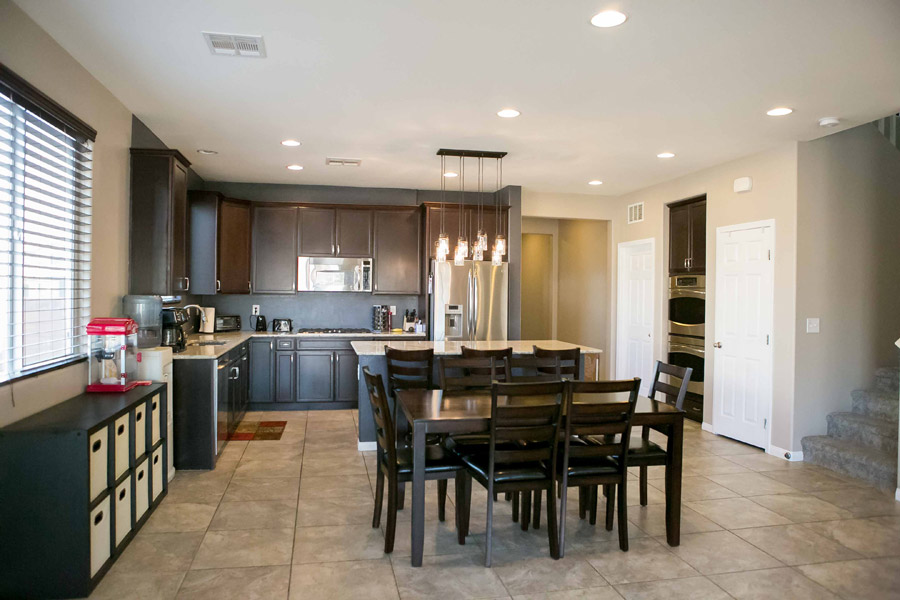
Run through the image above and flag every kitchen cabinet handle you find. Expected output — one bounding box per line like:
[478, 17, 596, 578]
[269, 342, 273, 350]
[683, 258, 688, 268]
[331, 244, 335, 255]
[216, 279, 221, 292]
[248, 281, 251, 293]
[184, 276, 190, 291]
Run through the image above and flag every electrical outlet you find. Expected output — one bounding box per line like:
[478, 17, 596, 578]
[390, 305, 396, 315]
[251, 305, 260, 316]
[806, 317, 820, 334]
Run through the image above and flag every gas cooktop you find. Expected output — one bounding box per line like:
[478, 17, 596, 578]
[295, 328, 374, 334]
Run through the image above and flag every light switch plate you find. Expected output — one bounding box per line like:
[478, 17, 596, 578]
[806, 317, 820, 334]
[251, 305, 260, 316]
[389, 305, 397, 315]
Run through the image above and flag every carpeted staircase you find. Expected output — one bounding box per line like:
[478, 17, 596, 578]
[801, 367, 899, 491]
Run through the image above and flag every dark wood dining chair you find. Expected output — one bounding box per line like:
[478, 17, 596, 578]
[509, 355, 562, 383]
[533, 345, 581, 379]
[456, 380, 566, 567]
[559, 378, 640, 555]
[438, 355, 510, 392]
[630, 361, 692, 505]
[363, 367, 465, 553]
[385, 346, 434, 397]
[460, 346, 513, 383]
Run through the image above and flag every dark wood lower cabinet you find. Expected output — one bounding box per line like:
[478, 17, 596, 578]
[297, 351, 334, 401]
[250, 338, 274, 402]
[274, 351, 296, 403]
[335, 351, 359, 402]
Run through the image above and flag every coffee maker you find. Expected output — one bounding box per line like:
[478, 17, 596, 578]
[161, 307, 188, 353]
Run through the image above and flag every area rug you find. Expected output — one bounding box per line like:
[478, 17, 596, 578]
[226, 421, 287, 441]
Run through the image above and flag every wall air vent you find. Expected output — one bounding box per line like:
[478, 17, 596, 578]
[627, 202, 644, 224]
[203, 32, 266, 58]
[325, 157, 362, 167]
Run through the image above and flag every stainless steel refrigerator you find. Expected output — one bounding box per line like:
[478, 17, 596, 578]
[431, 260, 508, 341]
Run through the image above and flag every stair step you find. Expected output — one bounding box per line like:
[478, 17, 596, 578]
[875, 367, 899, 394]
[827, 412, 898, 453]
[801, 435, 897, 491]
[851, 389, 899, 421]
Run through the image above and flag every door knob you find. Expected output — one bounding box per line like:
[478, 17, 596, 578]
[713, 342, 722, 348]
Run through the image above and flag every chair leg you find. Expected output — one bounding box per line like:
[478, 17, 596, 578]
[558, 483, 567, 559]
[578, 486, 587, 519]
[617, 481, 629, 551]
[532, 489, 542, 530]
[485, 483, 494, 568]
[437, 479, 447, 522]
[462, 473, 472, 538]
[454, 472, 468, 544]
[512, 491, 520, 522]
[384, 475, 398, 553]
[372, 466, 385, 528]
[397, 481, 405, 510]
[547, 484, 560, 560]
[605, 484, 615, 531]
[505, 492, 512, 501]
[589, 486, 598, 526]
[520, 490, 531, 531]
[640, 466, 648, 506]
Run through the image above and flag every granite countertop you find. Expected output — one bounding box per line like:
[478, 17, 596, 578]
[173, 331, 426, 359]
[350, 339, 603, 356]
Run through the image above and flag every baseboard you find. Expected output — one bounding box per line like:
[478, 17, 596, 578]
[767, 443, 803, 461]
[701, 422, 714, 434]
[357, 441, 377, 452]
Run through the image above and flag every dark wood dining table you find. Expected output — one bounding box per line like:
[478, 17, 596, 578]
[395, 388, 684, 567]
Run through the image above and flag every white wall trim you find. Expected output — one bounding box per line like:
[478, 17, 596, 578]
[895, 488, 900, 503]
[701, 422, 715, 434]
[357, 441, 377, 452]
[766, 443, 803, 461]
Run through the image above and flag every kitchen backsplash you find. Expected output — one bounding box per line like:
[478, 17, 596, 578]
[199, 293, 421, 330]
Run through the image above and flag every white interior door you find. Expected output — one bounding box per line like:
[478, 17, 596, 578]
[713, 222, 774, 448]
[617, 239, 655, 395]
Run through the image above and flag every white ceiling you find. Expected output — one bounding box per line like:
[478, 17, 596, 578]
[14, 0, 900, 195]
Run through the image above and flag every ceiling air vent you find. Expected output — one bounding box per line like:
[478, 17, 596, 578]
[627, 202, 644, 224]
[203, 32, 266, 58]
[326, 157, 362, 167]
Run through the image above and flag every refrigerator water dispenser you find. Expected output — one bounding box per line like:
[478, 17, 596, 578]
[444, 304, 463, 338]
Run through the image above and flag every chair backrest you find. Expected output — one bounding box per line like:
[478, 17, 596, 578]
[460, 346, 513, 383]
[648, 361, 692, 410]
[509, 355, 563, 382]
[385, 346, 434, 398]
[439, 355, 509, 392]
[363, 367, 396, 464]
[533, 346, 581, 379]
[489, 380, 566, 479]
[562, 378, 641, 480]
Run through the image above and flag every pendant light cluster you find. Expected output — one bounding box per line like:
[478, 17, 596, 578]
[436, 148, 508, 266]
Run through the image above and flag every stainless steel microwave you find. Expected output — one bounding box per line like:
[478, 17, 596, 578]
[297, 257, 372, 292]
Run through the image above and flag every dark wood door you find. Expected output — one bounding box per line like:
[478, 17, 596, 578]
[668, 203, 691, 275]
[336, 208, 372, 257]
[689, 200, 706, 272]
[171, 160, 189, 292]
[274, 351, 295, 403]
[217, 199, 252, 293]
[249, 338, 273, 403]
[335, 351, 358, 402]
[252, 205, 298, 294]
[298, 207, 336, 256]
[297, 351, 334, 401]
[373, 208, 421, 294]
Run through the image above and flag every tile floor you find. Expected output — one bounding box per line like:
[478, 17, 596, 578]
[86, 410, 900, 600]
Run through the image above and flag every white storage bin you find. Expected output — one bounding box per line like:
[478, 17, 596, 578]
[134, 458, 149, 521]
[88, 427, 109, 501]
[113, 414, 130, 479]
[151, 445, 164, 501]
[114, 476, 132, 547]
[150, 394, 161, 445]
[89, 496, 111, 577]
[133, 403, 146, 459]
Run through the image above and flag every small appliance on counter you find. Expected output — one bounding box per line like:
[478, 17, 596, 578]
[403, 309, 418, 333]
[254, 315, 268, 331]
[214, 314, 242, 332]
[272, 318, 293, 333]
[162, 307, 188, 353]
[122, 294, 163, 348]
[86, 318, 150, 392]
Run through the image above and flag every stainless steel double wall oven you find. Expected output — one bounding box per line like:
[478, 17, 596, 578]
[667, 274, 705, 421]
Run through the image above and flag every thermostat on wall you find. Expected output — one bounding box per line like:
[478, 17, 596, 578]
[734, 176, 753, 193]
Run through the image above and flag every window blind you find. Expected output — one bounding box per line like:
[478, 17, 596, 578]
[0, 73, 93, 383]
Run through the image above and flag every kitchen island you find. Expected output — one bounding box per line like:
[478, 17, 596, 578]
[351, 340, 603, 450]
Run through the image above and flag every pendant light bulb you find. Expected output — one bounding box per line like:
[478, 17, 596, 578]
[472, 245, 484, 261]
[454, 243, 467, 266]
[494, 234, 507, 256]
[476, 229, 488, 252]
[437, 233, 450, 256]
[491, 248, 502, 266]
[435, 240, 447, 263]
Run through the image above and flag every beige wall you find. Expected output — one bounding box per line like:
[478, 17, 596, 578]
[521, 217, 560, 339]
[0, 0, 133, 426]
[794, 125, 900, 449]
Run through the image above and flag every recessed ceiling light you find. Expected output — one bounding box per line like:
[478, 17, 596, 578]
[497, 108, 521, 118]
[443, 172, 458, 178]
[196, 149, 218, 155]
[766, 107, 793, 116]
[281, 139, 301, 147]
[657, 152, 675, 159]
[590, 10, 627, 28]
[818, 116, 841, 128]
[588, 180, 603, 185]
[286, 164, 304, 171]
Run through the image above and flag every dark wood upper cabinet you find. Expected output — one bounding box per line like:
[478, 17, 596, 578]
[668, 196, 706, 274]
[298, 207, 336, 256]
[189, 191, 251, 294]
[335, 208, 373, 257]
[129, 148, 191, 295]
[252, 205, 298, 294]
[373, 208, 421, 295]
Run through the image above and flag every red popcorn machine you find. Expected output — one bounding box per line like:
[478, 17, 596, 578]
[86, 318, 149, 392]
